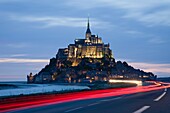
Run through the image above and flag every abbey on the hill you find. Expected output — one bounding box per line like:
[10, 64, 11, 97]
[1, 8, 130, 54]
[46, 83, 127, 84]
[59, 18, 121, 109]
[27, 18, 156, 83]
[68, 18, 112, 59]
[56, 18, 113, 67]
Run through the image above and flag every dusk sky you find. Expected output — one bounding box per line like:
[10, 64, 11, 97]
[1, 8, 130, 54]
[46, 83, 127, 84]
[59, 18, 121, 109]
[0, 0, 170, 81]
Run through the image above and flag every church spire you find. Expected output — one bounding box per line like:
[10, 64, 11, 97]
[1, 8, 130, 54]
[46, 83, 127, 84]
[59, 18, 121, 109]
[86, 17, 91, 34]
[87, 17, 90, 29]
[86, 17, 91, 39]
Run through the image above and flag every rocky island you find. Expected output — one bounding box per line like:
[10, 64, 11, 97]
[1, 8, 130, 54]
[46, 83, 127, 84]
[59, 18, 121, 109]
[27, 19, 156, 84]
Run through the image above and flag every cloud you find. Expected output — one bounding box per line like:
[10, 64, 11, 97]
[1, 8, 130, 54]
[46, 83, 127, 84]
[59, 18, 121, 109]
[148, 37, 165, 44]
[0, 0, 24, 3]
[114, 58, 170, 76]
[128, 62, 170, 75]
[123, 8, 170, 27]
[0, 54, 29, 58]
[10, 54, 28, 57]
[66, 0, 170, 27]
[125, 30, 143, 35]
[116, 58, 170, 76]
[3, 0, 170, 27]
[0, 58, 49, 63]
[116, 58, 131, 62]
[9, 15, 111, 28]
[6, 43, 29, 48]
[2, 0, 170, 27]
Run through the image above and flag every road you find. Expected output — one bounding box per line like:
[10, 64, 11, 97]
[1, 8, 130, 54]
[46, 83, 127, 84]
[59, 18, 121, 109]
[7, 87, 170, 113]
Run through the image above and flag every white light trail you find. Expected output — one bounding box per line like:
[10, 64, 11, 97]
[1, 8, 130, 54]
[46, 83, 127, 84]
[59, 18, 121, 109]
[109, 79, 142, 86]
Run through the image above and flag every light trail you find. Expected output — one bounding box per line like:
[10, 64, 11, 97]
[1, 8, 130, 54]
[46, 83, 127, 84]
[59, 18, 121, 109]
[0, 81, 170, 113]
[109, 79, 142, 86]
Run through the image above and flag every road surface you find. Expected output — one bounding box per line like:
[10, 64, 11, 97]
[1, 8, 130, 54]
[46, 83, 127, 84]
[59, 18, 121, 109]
[7, 87, 170, 113]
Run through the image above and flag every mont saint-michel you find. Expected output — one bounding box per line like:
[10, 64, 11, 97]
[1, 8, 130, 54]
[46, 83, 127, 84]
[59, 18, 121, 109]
[27, 19, 156, 83]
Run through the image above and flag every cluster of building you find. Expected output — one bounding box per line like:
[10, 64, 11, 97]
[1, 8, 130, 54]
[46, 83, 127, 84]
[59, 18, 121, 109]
[27, 18, 156, 84]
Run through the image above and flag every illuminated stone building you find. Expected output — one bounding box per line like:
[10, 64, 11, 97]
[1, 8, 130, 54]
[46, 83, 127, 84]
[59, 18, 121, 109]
[56, 18, 113, 66]
[68, 18, 112, 59]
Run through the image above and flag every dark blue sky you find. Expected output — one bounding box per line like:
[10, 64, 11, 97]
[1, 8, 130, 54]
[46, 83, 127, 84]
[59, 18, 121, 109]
[0, 0, 170, 81]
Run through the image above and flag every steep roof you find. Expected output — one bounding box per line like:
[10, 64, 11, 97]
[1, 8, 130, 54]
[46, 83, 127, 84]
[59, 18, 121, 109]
[86, 17, 91, 34]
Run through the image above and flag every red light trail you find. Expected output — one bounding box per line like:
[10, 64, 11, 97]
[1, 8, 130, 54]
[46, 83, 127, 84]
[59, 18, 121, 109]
[0, 81, 169, 113]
